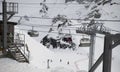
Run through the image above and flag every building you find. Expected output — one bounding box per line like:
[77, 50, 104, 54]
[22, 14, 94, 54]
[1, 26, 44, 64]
[0, 20, 17, 52]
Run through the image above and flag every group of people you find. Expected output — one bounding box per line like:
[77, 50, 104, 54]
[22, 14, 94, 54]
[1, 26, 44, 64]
[41, 35, 59, 48]
[41, 35, 75, 49]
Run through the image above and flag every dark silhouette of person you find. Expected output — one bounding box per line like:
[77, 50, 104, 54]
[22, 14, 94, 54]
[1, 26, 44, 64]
[42, 35, 48, 45]
[50, 38, 57, 48]
[67, 61, 69, 65]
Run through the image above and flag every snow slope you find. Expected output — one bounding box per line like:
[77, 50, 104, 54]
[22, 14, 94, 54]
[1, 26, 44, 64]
[15, 28, 89, 71]
[15, 28, 55, 69]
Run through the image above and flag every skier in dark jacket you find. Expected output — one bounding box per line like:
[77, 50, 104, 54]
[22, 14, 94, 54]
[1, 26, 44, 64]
[42, 35, 48, 45]
[50, 38, 57, 48]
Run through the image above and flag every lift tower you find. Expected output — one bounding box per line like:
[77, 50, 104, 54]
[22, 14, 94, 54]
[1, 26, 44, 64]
[76, 21, 120, 72]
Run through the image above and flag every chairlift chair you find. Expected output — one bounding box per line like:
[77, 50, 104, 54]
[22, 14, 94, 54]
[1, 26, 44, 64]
[28, 26, 39, 37]
[79, 38, 91, 47]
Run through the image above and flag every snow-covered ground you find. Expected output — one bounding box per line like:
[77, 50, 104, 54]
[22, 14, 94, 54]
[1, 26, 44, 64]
[15, 29, 90, 72]
[0, 0, 120, 72]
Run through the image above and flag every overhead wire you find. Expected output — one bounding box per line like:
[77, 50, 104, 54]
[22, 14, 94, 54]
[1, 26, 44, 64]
[16, 2, 94, 5]
[13, 15, 120, 22]
[17, 24, 78, 31]
[15, 27, 104, 38]
[17, 23, 120, 34]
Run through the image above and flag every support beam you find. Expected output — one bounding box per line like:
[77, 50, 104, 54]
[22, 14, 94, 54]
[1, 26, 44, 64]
[7, 13, 15, 20]
[89, 34, 96, 70]
[89, 53, 103, 72]
[103, 35, 112, 72]
[0, 13, 2, 15]
[112, 34, 120, 49]
[112, 40, 120, 49]
[2, 0, 8, 55]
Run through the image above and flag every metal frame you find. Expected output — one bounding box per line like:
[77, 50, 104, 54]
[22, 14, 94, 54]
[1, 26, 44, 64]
[89, 34, 120, 72]
[2, 0, 18, 55]
[76, 19, 120, 72]
[2, 0, 8, 55]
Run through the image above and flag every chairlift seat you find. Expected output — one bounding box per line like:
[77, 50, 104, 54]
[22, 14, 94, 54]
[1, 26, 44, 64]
[79, 38, 91, 47]
[28, 30, 39, 37]
[64, 34, 72, 38]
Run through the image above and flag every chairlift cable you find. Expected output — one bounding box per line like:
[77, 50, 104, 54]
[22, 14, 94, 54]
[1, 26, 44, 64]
[17, 23, 120, 33]
[15, 28, 104, 38]
[15, 2, 95, 5]
[13, 16, 120, 22]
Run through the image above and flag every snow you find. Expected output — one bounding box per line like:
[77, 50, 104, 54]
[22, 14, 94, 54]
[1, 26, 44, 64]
[0, 0, 120, 72]
[0, 58, 48, 72]
[14, 28, 89, 72]
[15, 28, 55, 69]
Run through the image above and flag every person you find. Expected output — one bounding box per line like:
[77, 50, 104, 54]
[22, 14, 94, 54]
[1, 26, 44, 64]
[67, 61, 69, 65]
[50, 38, 57, 48]
[42, 35, 48, 45]
[68, 37, 72, 43]
[56, 38, 60, 48]
[60, 59, 62, 62]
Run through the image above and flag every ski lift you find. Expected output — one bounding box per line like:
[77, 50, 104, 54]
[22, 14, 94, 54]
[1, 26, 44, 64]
[79, 36, 91, 47]
[28, 26, 39, 37]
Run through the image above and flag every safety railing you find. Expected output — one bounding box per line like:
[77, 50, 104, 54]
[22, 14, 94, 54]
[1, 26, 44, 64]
[14, 33, 30, 63]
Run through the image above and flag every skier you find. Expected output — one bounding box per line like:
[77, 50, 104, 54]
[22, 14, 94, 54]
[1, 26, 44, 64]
[50, 38, 57, 48]
[67, 61, 69, 65]
[42, 35, 48, 45]
[60, 59, 62, 62]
